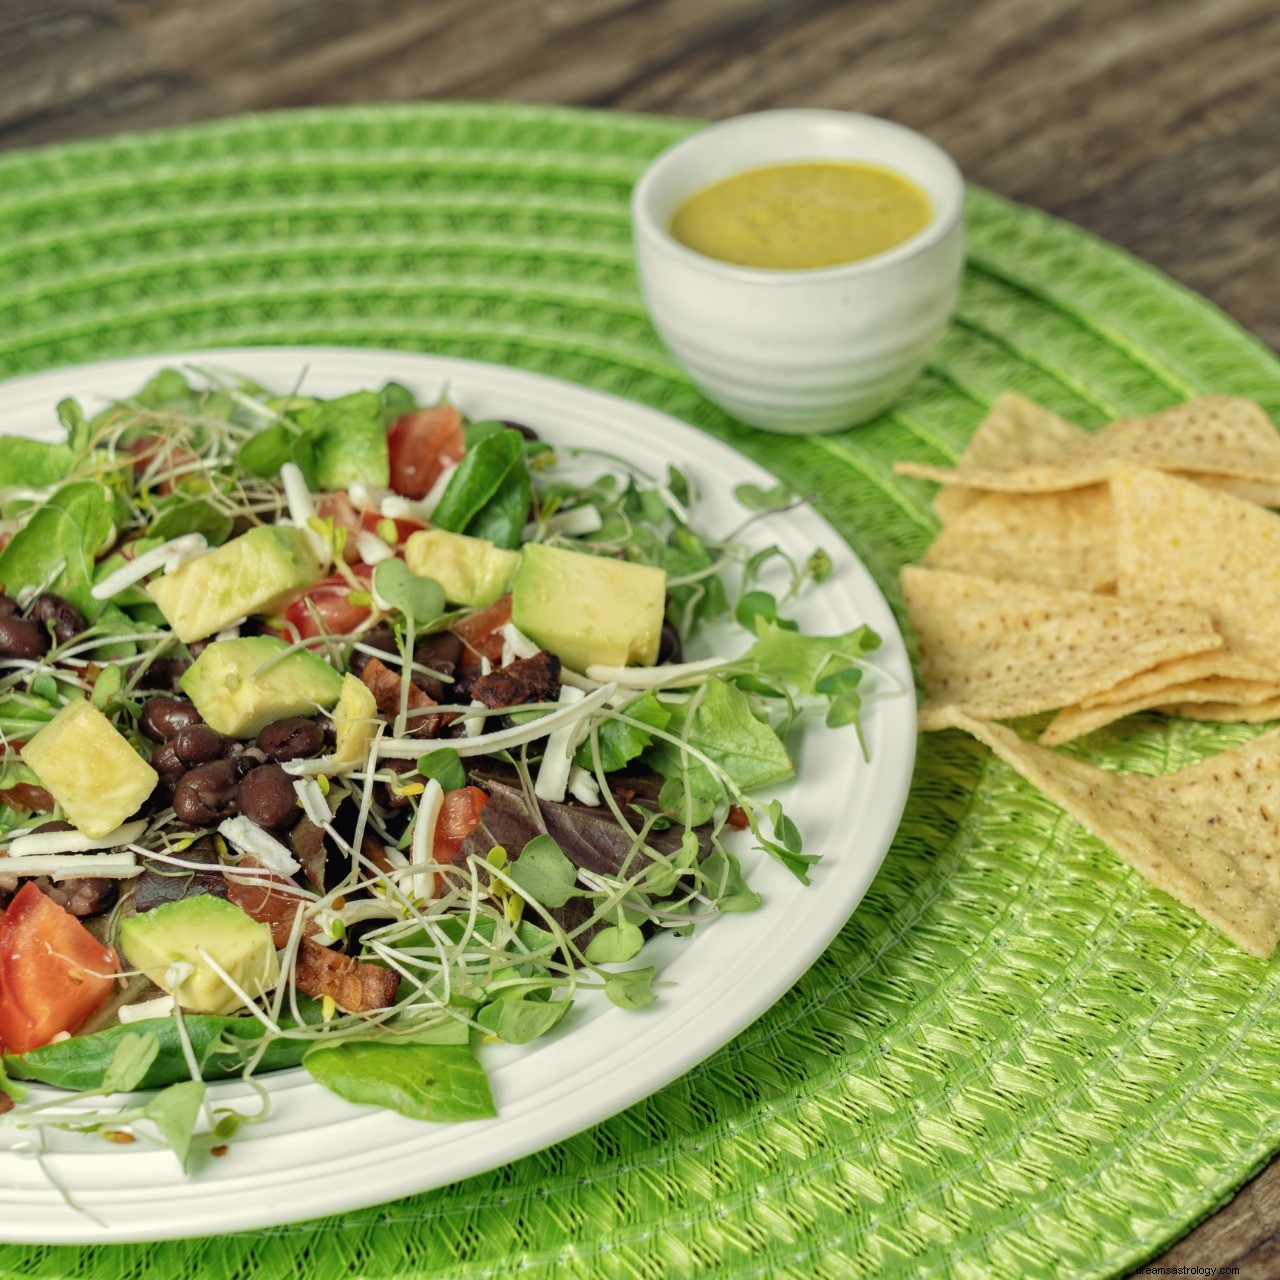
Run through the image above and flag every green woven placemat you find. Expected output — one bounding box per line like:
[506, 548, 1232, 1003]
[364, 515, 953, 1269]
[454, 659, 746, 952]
[1, 102, 1278, 1280]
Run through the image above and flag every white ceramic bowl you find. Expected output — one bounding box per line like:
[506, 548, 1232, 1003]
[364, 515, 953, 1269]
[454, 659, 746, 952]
[632, 109, 966, 434]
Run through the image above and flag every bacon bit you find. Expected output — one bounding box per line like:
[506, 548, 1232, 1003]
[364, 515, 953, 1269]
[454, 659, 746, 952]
[293, 937, 399, 1014]
[360, 832, 392, 875]
[103, 1130, 135, 1144]
[0, 1092, 13, 1116]
[471, 650, 561, 712]
[360, 657, 456, 738]
[211, 1144, 230, 1158]
[727, 805, 750, 832]
[226, 856, 319, 949]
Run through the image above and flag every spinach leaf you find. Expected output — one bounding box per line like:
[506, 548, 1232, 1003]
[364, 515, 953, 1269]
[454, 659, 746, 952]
[0, 481, 115, 618]
[7, 999, 324, 1091]
[303, 1041, 495, 1122]
[100, 1031, 161, 1094]
[574, 691, 669, 773]
[379, 381, 417, 423]
[476, 995, 571, 1044]
[238, 422, 298, 477]
[648, 676, 794, 800]
[0, 440, 75, 493]
[431, 430, 524, 535]
[0, 1056, 28, 1103]
[417, 748, 466, 792]
[465, 452, 530, 550]
[149, 499, 234, 546]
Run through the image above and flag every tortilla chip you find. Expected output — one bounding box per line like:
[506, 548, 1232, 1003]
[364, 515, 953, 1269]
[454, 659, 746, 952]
[1041, 678, 1280, 746]
[1165, 698, 1280, 724]
[1111, 463, 1280, 683]
[941, 708, 1280, 957]
[930, 394, 1087, 523]
[900, 396, 1280, 496]
[924, 486, 1115, 593]
[1181, 474, 1280, 509]
[1091, 397, 1280, 479]
[902, 567, 1223, 729]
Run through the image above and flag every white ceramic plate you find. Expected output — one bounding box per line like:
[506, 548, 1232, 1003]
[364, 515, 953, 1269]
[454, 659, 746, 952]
[0, 348, 915, 1244]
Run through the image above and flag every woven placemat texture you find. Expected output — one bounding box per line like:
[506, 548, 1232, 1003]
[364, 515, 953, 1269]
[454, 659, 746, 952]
[1, 102, 1279, 1280]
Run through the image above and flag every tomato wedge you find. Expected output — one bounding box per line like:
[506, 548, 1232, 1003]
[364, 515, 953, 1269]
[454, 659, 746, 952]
[387, 406, 466, 499]
[284, 571, 373, 641]
[316, 494, 425, 561]
[451, 595, 512, 664]
[434, 787, 490, 866]
[0, 882, 118, 1054]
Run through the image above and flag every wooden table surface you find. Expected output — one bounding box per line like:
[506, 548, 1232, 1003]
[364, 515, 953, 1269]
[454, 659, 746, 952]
[2, 0, 1278, 1273]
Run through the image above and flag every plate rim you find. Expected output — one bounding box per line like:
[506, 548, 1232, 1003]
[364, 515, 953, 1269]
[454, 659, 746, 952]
[0, 345, 916, 1243]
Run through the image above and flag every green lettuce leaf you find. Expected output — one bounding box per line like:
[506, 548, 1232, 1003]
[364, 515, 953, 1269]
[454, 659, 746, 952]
[647, 676, 794, 801]
[743, 620, 880, 695]
[574, 691, 670, 773]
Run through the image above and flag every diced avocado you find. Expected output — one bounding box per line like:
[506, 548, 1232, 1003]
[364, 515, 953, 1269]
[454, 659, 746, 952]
[119, 896, 279, 1015]
[21, 701, 158, 839]
[403, 528, 519, 608]
[331, 673, 378, 767]
[181, 636, 344, 737]
[511, 543, 666, 672]
[148, 525, 321, 644]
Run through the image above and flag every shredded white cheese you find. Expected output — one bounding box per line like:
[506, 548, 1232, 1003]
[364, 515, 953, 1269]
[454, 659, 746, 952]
[522, 505, 603, 541]
[348, 481, 391, 510]
[417, 461, 460, 517]
[218, 816, 301, 877]
[584, 656, 729, 688]
[380, 493, 434, 524]
[354, 529, 396, 565]
[281, 461, 331, 568]
[293, 778, 333, 828]
[408, 778, 445, 901]
[500, 622, 541, 663]
[118, 995, 176, 1024]
[534, 686, 586, 803]
[6, 819, 147, 858]
[0, 853, 139, 880]
[461, 698, 488, 738]
[568, 765, 601, 807]
[90, 534, 208, 601]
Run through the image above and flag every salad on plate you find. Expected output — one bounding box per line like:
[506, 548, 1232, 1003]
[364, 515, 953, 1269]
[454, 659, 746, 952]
[0, 367, 883, 1167]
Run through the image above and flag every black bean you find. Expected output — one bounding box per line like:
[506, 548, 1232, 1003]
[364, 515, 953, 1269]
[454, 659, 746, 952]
[231, 745, 268, 777]
[347, 626, 397, 677]
[501, 420, 540, 442]
[173, 724, 228, 767]
[413, 632, 463, 701]
[0, 595, 18, 618]
[657, 621, 683, 666]
[31, 819, 74, 835]
[256, 717, 323, 762]
[0, 616, 48, 661]
[139, 697, 203, 743]
[237, 763, 301, 830]
[28, 593, 85, 648]
[135, 657, 191, 692]
[150, 740, 182, 774]
[172, 760, 238, 826]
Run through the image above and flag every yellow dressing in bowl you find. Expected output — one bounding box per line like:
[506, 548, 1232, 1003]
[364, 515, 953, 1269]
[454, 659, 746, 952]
[670, 161, 933, 270]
